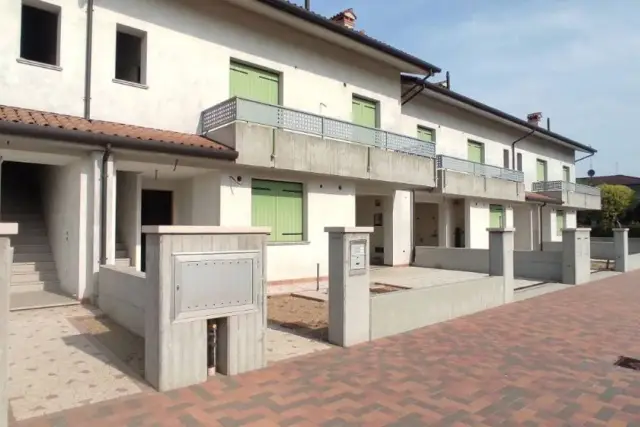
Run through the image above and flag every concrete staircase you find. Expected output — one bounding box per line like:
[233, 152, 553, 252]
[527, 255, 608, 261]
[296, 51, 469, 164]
[115, 242, 132, 268]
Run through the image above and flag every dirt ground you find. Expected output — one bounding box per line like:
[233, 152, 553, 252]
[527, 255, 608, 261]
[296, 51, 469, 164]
[591, 260, 615, 271]
[268, 295, 328, 341]
[370, 284, 407, 294]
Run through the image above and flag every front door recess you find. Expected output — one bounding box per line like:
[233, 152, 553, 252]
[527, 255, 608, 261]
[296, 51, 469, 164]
[141, 190, 173, 271]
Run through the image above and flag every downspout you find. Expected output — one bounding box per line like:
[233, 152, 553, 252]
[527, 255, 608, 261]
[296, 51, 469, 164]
[83, 0, 94, 119]
[511, 129, 535, 170]
[575, 152, 595, 163]
[539, 202, 546, 251]
[99, 145, 112, 265]
[401, 72, 432, 106]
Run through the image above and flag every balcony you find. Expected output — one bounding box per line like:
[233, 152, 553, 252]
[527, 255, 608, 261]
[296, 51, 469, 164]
[434, 155, 525, 202]
[200, 97, 436, 187]
[531, 181, 601, 210]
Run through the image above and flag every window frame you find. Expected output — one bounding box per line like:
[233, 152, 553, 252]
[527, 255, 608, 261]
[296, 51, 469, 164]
[489, 204, 504, 228]
[19, 1, 62, 67]
[417, 125, 436, 143]
[556, 210, 566, 236]
[251, 179, 304, 243]
[467, 140, 485, 164]
[516, 153, 523, 172]
[562, 166, 571, 183]
[352, 94, 379, 129]
[503, 149, 510, 169]
[114, 24, 148, 86]
[229, 60, 281, 105]
[536, 159, 548, 182]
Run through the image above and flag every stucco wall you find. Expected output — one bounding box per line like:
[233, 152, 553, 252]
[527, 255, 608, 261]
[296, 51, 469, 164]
[413, 247, 489, 273]
[116, 171, 142, 269]
[98, 265, 146, 337]
[465, 199, 514, 249]
[513, 250, 562, 282]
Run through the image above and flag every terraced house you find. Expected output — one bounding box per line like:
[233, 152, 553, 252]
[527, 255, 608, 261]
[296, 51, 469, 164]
[0, 0, 600, 308]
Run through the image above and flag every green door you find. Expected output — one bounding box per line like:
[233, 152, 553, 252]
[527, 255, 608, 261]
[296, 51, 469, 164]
[230, 62, 279, 104]
[467, 141, 484, 163]
[556, 211, 565, 236]
[352, 96, 377, 128]
[417, 126, 434, 142]
[563, 166, 571, 182]
[536, 160, 547, 181]
[275, 181, 303, 242]
[489, 204, 504, 228]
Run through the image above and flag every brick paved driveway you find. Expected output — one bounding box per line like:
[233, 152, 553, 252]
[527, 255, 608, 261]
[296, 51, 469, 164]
[14, 271, 640, 427]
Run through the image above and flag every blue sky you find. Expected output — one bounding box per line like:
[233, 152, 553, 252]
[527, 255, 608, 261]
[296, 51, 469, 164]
[291, 0, 640, 177]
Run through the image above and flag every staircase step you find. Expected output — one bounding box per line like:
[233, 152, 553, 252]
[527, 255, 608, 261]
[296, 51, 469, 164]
[10, 235, 49, 245]
[12, 261, 56, 274]
[11, 270, 59, 283]
[14, 245, 51, 254]
[10, 280, 61, 293]
[116, 250, 127, 258]
[116, 243, 126, 251]
[14, 253, 54, 263]
[115, 258, 131, 268]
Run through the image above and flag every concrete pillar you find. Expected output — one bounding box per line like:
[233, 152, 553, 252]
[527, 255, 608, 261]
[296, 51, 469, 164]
[613, 228, 629, 273]
[116, 172, 142, 270]
[104, 157, 117, 265]
[0, 223, 18, 427]
[325, 226, 373, 347]
[562, 228, 591, 285]
[438, 200, 450, 247]
[488, 228, 515, 303]
[383, 190, 411, 266]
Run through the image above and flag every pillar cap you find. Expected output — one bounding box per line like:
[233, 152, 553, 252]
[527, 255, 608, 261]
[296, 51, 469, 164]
[613, 228, 629, 232]
[0, 223, 18, 235]
[562, 228, 591, 232]
[325, 226, 374, 234]
[141, 226, 271, 235]
[487, 227, 515, 233]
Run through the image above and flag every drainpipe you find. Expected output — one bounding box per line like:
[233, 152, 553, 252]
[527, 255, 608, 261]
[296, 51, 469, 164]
[510, 129, 535, 170]
[539, 202, 546, 251]
[575, 152, 595, 163]
[401, 72, 432, 106]
[99, 145, 112, 265]
[83, 0, 95, 119]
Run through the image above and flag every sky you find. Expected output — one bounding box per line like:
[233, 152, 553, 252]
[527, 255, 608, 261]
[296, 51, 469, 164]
[290, 0, 640, 177]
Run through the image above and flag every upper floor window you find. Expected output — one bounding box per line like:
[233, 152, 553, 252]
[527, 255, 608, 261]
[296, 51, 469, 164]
[252, 179, 303, 243]
[536, 159, 548, 181]
[20, 2, 60, 66]
[467, 140, 484, 164]
[516, 153, 523, 171]
[503, 149, 510, 169]
[556, 210, 565, 236]
[562, 166, 571, 182]
[352, 96, 378, 128]
[490, 204, 504, 228]
[115, 26, 147, 85]
[417, 126, 435, 143]
[230, 61, 280, 105]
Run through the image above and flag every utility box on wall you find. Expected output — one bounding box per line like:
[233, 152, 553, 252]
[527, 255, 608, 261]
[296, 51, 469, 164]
[173, 251, 261, 321]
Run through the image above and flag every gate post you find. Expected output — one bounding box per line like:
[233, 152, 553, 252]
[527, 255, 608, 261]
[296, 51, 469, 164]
[613, 228, 629, 273]
[0, 223, 18, 427]
[562, 228, 591, 284]
[488, 228, 515, 303]
[325, 227, 373, 347]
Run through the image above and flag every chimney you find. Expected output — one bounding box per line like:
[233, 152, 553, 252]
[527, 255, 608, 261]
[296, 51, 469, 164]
[330, 8, 357, 29]
[527, 112, 543, 126]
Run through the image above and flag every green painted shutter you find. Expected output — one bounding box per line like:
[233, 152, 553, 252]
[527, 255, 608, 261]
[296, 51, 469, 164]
[536, 160, 547, 181]
[352, 96, 377, 128]
[275, 182, 303, 242]
[563, 166, 571, 182]
[556, 211, 565, 236]
[467, 141, 484, 163]
[417, 126, 434, 142]
[230, 62, 279, 104]
[489, 204, 504, 228]
[252, 180, 278, 242]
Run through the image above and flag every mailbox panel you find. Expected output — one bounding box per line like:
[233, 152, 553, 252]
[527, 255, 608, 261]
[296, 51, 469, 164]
[349, 239, 367, 276]
[173, 251, 261, 321]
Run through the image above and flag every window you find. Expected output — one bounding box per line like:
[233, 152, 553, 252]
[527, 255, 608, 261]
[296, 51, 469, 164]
[536, 159, 547, 181]
[20, 3, 60, 66]
[417, 126, 435, 143]
[556, 210, 565, 236]
[489, 204, 504, 228]
[230, 61, 280, 104]
[115, 26, 147, 84]
[252, 179, 303, 242]
[467, 140, 484, 163]
[563, 166, 571, 182]
[516, 153, 523, 172]
[503, 149, 510, 169]
[352, 96, 378, 128]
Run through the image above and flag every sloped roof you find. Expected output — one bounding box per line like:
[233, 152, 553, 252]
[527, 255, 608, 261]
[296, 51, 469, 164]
[579, 175, 640, 186]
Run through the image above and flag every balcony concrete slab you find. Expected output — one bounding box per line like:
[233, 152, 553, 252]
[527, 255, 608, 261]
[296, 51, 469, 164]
[436, 169, 525, 202]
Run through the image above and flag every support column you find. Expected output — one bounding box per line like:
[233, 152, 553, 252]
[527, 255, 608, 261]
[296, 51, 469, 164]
[562, 228, 591, 285]
[438, 200, 451, 247]
[116, 172, 142, 270]
[0, 223, 18, 427]
[326, 226, 372, 347]
[104, 157, 117, 265]
[488, 228, 515, 303]
[383, 190, 411, 266]
[613, 228, 629, 273]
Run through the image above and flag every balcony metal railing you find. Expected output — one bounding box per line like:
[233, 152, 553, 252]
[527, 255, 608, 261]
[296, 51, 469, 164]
[532, 180, 601, 196]
[436, 155, 524, 182]
[200, 97, 436, 158]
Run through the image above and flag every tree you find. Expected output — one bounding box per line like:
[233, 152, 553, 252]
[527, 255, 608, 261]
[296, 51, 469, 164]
[599, 184, 635, 228]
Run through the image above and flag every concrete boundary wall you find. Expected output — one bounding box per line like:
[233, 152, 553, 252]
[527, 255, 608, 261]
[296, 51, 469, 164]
[592, 237, 640, 255]
[591, 242, 615, 260]
[369, 277, 504, 340]
[413, 247, 489, 273]
[541, 242, 563, 252]
[98, 266, 146, 338]
[514, 251, 562, 282]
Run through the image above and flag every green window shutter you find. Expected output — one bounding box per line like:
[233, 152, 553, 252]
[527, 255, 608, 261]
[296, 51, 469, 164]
[230, 62, 279, 104]
[536, 160, 547, 181]
[563, 166, 571, 182]
[352, 96, 377, 128]
[251, 180, 278, 242]
[556, 211, 565, 236]
[275, 182, 303, 242]
[467, 141, 484, 163]
[417, 126, 434, 142]
[489, 204, 504, 228]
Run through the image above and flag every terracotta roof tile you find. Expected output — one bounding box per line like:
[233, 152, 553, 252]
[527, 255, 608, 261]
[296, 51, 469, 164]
[0, 105, 233, 153]
[580, 175, 640, 186]
[525, 191, 563, 204]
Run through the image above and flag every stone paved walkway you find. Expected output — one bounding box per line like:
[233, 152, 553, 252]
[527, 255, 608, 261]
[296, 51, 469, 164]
[12, 271, 640, 426]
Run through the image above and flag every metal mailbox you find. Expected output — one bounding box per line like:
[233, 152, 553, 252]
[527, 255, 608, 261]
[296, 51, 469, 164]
[349, 239, 367, 276]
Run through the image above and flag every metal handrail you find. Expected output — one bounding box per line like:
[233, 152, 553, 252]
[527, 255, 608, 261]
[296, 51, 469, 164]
[436, 154, 524, 182]
[532, 180, 601, 196]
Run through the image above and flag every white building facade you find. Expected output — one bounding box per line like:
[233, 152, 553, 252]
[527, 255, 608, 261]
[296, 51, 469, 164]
[0, 0, 599, 306]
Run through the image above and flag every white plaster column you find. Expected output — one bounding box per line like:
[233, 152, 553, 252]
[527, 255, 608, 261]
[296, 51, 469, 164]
[488, 228, 515, 303]
[613, 228, 629, 273]
[438, 200, 451, 247]
[383, 190, 412, 266]
[562, 228, 591, 285]
[117, 172, 142, 270]
[0, 223, 18, 427]
[104, 157, 117, 265]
